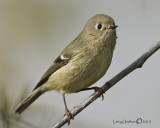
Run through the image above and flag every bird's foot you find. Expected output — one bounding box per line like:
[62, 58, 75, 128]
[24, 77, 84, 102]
[80, 86, 105, 100]
[64, 108, 74, 125]
[93, 87, 105, 101]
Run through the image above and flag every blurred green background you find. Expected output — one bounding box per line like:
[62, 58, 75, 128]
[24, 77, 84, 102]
[0, 0, 160, 128]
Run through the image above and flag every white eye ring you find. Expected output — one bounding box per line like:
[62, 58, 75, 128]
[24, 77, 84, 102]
[95, 23, 103, 30]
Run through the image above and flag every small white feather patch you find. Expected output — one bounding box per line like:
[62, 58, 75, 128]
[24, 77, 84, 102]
[60, 55, 68, 60]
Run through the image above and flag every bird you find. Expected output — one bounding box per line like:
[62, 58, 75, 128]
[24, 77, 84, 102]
[15, 14, 117, 124]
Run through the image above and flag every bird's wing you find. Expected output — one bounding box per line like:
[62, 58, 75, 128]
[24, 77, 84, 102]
[32, 34, 83, 91]
[32, 51, 78, 91]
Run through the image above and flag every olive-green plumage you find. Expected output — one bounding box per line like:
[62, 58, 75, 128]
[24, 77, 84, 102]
[15, 14, 117, 115]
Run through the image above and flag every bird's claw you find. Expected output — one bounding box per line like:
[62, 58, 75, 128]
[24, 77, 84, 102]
[93, 87, 105, 100]
[64, 109, 74, 125]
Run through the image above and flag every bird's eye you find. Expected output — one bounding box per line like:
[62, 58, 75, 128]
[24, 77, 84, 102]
[96, 23, 103, 30]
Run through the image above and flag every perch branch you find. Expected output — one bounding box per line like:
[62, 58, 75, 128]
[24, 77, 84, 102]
[52, 42, 160, 128]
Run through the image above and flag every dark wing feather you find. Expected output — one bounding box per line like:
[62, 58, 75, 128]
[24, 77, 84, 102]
[32, 55, 70, 91]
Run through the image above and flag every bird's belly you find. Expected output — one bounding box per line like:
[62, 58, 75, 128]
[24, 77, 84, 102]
[47, 50, 112, 93]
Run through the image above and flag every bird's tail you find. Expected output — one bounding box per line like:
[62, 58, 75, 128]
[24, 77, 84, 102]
[15, 89, 44, 114]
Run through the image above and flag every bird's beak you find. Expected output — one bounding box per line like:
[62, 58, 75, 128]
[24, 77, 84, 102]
[108, 25, 118, 29]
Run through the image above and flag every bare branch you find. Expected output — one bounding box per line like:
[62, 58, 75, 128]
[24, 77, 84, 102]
[52, 42, 160, 128]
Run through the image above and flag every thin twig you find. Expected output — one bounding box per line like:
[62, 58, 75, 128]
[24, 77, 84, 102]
[52, 42, 160, 128]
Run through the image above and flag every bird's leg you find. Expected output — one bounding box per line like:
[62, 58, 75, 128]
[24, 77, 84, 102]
[80, 87, 105, 100]
[62, 94, 74, 125]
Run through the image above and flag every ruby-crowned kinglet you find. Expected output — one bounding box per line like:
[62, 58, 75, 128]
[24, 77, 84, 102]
[15, 14, 117, 121]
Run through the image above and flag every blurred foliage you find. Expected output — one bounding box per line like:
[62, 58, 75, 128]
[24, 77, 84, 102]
[0, 82, 53, 128]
